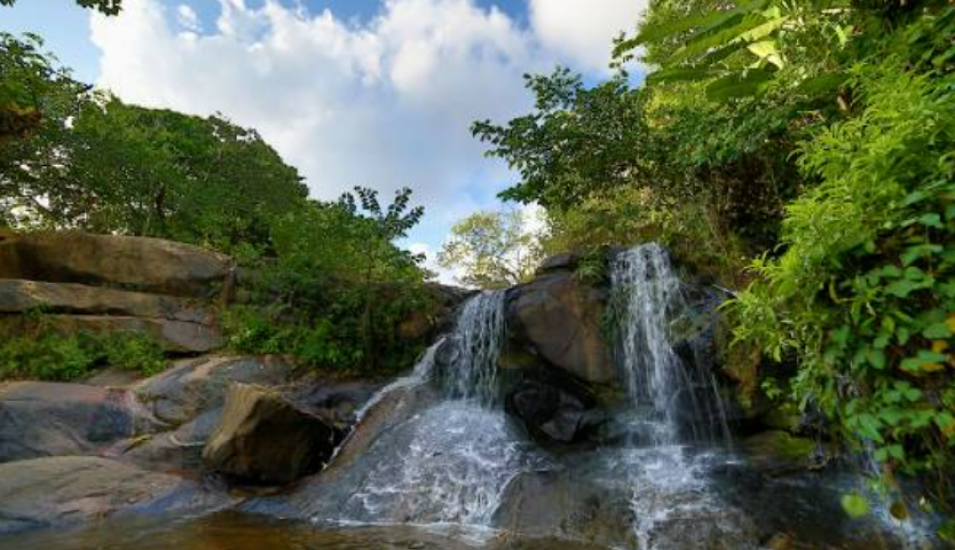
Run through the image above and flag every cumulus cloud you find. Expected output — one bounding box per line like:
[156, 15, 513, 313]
[88, 0, 645, 252]
[529, 0, 648, 73]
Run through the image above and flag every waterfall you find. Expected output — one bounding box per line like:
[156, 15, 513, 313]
[312, 289, 530, 534]
[441, 290, 507, 407]
[610, 243, 731, 446]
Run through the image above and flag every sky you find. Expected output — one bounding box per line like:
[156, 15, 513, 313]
[1, 0, 647, 282]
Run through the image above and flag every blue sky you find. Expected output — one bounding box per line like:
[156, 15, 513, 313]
[1, 0, 645, 282]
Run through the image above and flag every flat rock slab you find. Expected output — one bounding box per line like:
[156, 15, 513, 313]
[0, 456, 231, 535]
[0, 231, 231, 299]
[0, 279, 212, 324]
[134, 355, 293, 426]
[0, 382, 158, 463]
[0, 314, 222, 354]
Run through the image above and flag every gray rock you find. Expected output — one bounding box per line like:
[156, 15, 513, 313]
[203, 384, 337, 485]
[0, 456, 231, 535]
[117, 408, 223, 472]
[0, 382, 157, 463]
[134, 355, 292, 426]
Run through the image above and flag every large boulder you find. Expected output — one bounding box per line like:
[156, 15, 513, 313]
[0, 382, 157, 463]
[0, 231, 231, 299]
[506, 272, 615, 385]
[0, 456, 230, 535]
[0, 279, 212, 323]
[202, 384, 337, 485]
[134, 355, 292, 426]
[0, 314, 222, 354]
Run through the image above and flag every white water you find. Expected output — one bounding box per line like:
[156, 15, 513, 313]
[322, 290, 529, 535]
[441, 290, 507, 406]
[610, 244, 747, 548]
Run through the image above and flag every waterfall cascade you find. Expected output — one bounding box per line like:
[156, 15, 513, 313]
[440, 290, 507, 407]
[610, 243, 728, 446]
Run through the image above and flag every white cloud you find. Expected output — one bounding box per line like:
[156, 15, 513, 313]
[90, 0, 542, 249]
[88, 0, 646, 254]
[529, 0, 647, 73]
[176, 4, 200, 32]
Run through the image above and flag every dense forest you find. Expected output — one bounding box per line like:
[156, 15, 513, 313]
[2, 0, 954, 542]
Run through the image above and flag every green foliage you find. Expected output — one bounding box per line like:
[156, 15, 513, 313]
[0, 33, 74, 144]
[225, 187, 433, 374]
[730, 58, 955, 507]
[0, 0, 121, 15]
[0, 330, 167, 381]
[438, 209, 541, 289]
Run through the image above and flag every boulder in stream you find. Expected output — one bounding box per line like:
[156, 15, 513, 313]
[202, 383, 337, 485]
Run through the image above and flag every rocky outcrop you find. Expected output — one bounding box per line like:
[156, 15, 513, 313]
[134, 355, 292, 426]
[0, 231, 231, 354]
[203, 384, 337, 485]
[0, 231, 231, 299]
[0, 314, 222, 354]
[505, 271, 615, 385]
[0, 382, 157, 463]
[0, 456, 230, 535]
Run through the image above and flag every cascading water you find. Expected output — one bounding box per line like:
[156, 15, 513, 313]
[610, 242, 728, 445]
[440, 290, 507, 406]
[609, 243, 746, 549]
[303, 290, 534, 537]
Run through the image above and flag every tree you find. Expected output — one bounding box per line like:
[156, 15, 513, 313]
[0, 0, 121, 15]
[438, 209, 541, 289]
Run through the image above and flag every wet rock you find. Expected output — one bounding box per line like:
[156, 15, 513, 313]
[0, 231, 232, 299]
[0, 382, 157, 463]
[740, 430, 819, 474]
[0, 456, 230, 535]
[0, 314, 222, 354]
[203, 384, 337, 485]
[494, 468, 638, 549]
[506, 273, 615, 385]
[134, 355, 292, 426]
[505, 375, 606, 445]
[0, 279, 212, 323]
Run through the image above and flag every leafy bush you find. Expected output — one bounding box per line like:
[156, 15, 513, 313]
[730, 60, 955, 509]
[0, 331, 168, 381]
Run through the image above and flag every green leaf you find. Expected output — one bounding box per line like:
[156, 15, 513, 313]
[900, 350, 949, 373]
[918, 213, 943, 228]
[840, 493, 870, 518]
[706, 68, 775, 101]
[922, 322, 953, 339]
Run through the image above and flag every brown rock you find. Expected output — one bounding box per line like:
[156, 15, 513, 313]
[0, 231, 231, 298]
[134, 355, 292, 426]
[507, 273, 615, 385]
[0, 279, 212, 323]
[202, 384, 336, 485]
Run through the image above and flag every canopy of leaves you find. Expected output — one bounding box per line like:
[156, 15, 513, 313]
[438, 209, 541, 289]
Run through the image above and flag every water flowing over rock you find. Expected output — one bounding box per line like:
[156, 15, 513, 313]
[609, 243, 729, 445]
